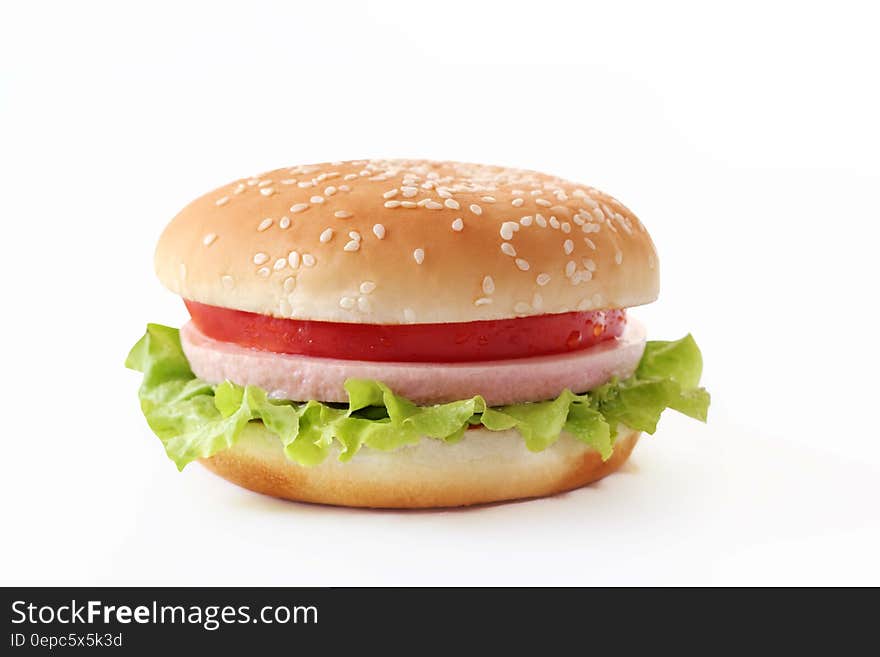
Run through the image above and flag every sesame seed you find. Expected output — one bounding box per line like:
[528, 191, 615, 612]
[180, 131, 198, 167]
[247, 179, 259, 186]
[615, 250, 623, 264]
[349, 231, 361, 241]
[343, 240, 360, 252]
[297, 181, 315, 188]
[357, 296, 371, 312]
[520, 215, 533, 226]
[592, 208, 605, 221]
[253, 252, 269, 265]
[436, 188, 452, 199]
[500, 221, 519, 240]
[288, 251, 300, 268]
[302, 254, 316, 267]
[320, 228, 334, 243]
[550, 216, 560, 229]
[279, 216, 291, 229]
[444, 199, 460, 210]
[536, 273, 551, 286]
[222, 275, 235, 289]
[475, 297, 492, 306]
[511, 198, 524, 207]
[257, 267, 270, 278]
[325, 186, 337, 196]
[582, 223, 600, 234]
[564, 239, 574, 255]
[333, 210, 352, 219]
[384, 200, 401, 208]
[403, 308, 416, 323]
[280, 179, 296, 185]
[535, 214, 547, 228]
[501, 242, 516, 257]
[338, 184, 351, 192]
[283, 277, 296, 293]
[280, 299, 292, 317]
[257, 218, 273, 232]
[273, 258, 287, 271]
[360, 281, 376, 294]
[583, 258, 597, 271]
[584, 237, 597, 249]
[202, 233, 218, 246]
[536, 198, 551, 207]
[561, 222, 571, 234]
[515, 258, 530, 271]
[383, 189, 399, 199]
[310, 195, 324, 204]
[257, 180, 272, 187]
[343, 173, 358, 181]
[340, 296, 355, 310]
[482, 276, 495, 295]
[425, 200, 443, 210]
[532, 293, 543, 309]
[565, 261, 576, 277]
[401, 201, 417, 208]
[451, 218, 464, 231]
[215, 196, 229, 206]
[413, 248, 425, 264]
[400, 186, 418, 197]
[514, 302, 531, 314]
[481, 196, 496, 203]
[290, 203, 309, 213]
[469, 204, 482, 215]
[615, 213, 633, 235]
[373, 224, 386, 239]
[233, 184, 246, 194]
[260, 187, 275, 196]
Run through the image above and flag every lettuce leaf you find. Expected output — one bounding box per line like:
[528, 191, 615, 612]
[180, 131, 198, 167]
[126, 324, 709, 470]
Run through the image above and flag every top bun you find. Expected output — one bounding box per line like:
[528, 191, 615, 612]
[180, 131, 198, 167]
[155, 159, 659, 324]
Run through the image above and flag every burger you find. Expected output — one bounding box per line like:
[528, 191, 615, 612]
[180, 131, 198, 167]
[126, 159, 709, 508]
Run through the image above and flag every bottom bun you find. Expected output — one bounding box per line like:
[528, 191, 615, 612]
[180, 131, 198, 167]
[199, 423, 640, 508]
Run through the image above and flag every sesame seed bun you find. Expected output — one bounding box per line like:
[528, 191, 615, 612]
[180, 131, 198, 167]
[155, 159, 659, 323]
[199, 422, 640, 508]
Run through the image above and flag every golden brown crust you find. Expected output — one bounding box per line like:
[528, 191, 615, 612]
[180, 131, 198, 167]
[198, 423, 640, 508]
[155, 159, 659, 324]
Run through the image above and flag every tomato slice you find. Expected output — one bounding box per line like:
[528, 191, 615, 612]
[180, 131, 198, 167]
[185, 300, 626, 363]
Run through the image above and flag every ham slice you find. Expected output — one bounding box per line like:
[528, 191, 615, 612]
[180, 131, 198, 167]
[180, 319, 646, 406]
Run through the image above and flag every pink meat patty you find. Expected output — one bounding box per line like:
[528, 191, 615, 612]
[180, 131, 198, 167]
[180, 318, 646, 406]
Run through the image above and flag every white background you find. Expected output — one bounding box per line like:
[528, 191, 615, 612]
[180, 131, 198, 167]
[2, 1, 878, 585]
